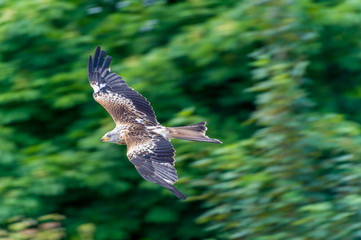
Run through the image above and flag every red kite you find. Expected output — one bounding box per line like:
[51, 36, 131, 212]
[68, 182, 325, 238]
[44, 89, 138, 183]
[88, 47, 221, 200]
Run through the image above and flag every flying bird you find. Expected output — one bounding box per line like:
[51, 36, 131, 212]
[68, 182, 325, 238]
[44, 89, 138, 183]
[87, 46, 221, 200]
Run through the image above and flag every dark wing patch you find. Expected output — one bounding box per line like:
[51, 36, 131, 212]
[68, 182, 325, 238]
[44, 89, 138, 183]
[88, 46, 158, 125]
[124, 128, 186, 200]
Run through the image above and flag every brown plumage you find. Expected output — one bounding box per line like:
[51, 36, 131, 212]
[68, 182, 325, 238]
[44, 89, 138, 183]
[88, 46, 221, 200]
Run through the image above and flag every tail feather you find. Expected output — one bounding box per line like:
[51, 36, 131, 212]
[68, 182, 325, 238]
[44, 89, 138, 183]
[166, 122, 222, 144]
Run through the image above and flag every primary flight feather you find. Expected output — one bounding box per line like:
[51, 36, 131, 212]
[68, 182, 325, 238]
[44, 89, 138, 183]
[88, 46, 221, 200]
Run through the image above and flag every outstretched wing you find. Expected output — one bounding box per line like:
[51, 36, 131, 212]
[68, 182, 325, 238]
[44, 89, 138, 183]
[124, 126, 186, 200]
[88, 46, 158, 126]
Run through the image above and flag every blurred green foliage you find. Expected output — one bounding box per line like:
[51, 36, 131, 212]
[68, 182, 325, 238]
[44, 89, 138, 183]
[1, 0, 361, 239]
[192, 1, 361, 239]
[0, 214, 65, 240]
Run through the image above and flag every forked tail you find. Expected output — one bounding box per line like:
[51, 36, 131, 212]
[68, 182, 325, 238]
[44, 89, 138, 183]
[166, 122, 222, 144]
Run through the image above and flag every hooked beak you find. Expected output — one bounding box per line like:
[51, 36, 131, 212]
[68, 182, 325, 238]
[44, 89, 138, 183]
[101, 137, 110, 143]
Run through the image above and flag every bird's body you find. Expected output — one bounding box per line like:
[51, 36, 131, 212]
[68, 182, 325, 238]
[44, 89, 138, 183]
[88, 46, 221, 200]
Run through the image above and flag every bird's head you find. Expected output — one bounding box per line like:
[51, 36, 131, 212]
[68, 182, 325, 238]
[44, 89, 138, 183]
[101, 130, 118, 143]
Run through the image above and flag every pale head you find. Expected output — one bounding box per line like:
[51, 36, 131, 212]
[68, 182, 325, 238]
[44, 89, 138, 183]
[101, 129, 118, 143]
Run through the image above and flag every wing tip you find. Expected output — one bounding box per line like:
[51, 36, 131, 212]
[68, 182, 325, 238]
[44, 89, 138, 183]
[88, 55, 93, 74]
[89, 46, 111, 74]
[101, 55, 112, 72]
[168, 186, 187, 200]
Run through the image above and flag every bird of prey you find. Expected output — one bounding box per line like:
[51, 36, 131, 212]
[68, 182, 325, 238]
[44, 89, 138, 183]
[87, 46, 221, 200]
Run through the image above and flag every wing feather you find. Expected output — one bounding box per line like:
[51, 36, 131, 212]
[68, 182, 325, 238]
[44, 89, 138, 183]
[88, 46, 158, 125]
[124, 127, 186, 200]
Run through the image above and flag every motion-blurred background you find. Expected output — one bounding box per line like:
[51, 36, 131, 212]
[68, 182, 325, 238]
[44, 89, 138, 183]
[2, 0, 361, 239]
